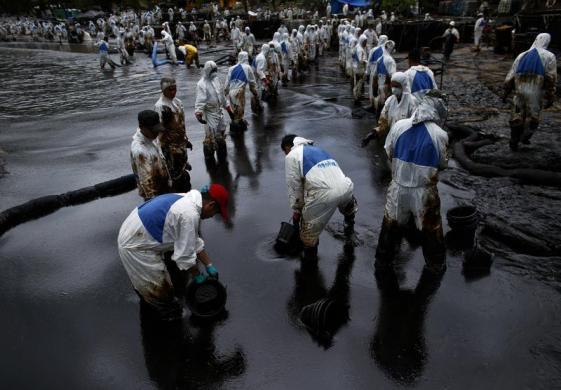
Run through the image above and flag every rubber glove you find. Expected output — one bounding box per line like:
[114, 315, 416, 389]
[292, 211, 301, 223]
[195, 112, 207, 124]
[194, 273, 208, 284]
[206, 265, 219, 279]
[361, 130, 378, 147]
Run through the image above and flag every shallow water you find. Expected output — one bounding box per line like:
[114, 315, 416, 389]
[0, 45, 560, 389]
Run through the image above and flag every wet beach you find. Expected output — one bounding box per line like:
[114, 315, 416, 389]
[0, 42, 560, 389]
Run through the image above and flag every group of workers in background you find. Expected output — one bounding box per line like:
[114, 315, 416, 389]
[115, 4, 557, 320]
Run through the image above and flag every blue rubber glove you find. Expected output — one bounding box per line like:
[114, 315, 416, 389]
[206, 265, 219, 279]
[194, 273, 208, 284]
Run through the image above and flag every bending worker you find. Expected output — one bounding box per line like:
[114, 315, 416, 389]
[118, 184, 229, 320]
[504, 33, 557, 151]
[224, 51, 259, 132]
[130, 110, 171, 201]
[282, 135, 358, 262]
[375, 90, 449, 275]
[178, 43, 201, 68]
[154, 77, 192, 193]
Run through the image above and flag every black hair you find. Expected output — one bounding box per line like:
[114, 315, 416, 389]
[201, 191, 220, 213]
[201, 191, 212, 201]
[409, 47, 421, 63]
[281, 134, 297, 150]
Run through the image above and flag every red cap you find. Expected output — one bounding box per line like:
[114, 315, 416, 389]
[208, 184, 229, 221]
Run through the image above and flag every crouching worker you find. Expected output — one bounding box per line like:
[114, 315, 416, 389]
[178, 43, 201, 68]
[118, 184, 229, 320]
[281, 135, 358, 262]
[375, 90, 449, 275]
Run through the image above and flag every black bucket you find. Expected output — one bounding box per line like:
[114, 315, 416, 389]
[447, 205, 479, 232]
[185, 279, 227, 319]
[277, 221, 297, 246]
[275, 221, 302, 255]
[299, 298, 349, 347]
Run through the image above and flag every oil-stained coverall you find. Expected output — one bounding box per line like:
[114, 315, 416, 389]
[405, 65, 438, 101]
[224, 51, 258, 130]
[377, 72, 419, 139]
[352, 35, 368, 102]
[370, 40, 396, 114]
[504, 33, 557, 150]
[376, 91, 449, 273]
[118, 191, 205, 318]
[154, 79, 191, 192]
[195, 61, 232, 159]
[285, 137, 358, 257]
[130, 128, 171, 201]
[367, 35, 388, 107]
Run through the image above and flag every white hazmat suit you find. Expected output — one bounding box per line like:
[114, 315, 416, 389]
[224, 51, 258, 129]
[195, 61, 231, 158]
[405, 65, 438, 100]
[378, 72, 418, 138]
[376, 91, 449, 272]
[504, 33, 557, 148]
[118, 191, 205, 316]
[285, 137, 357, 248]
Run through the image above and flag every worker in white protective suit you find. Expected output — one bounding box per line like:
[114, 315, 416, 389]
[367, 35, 388, 107]
[290, 29, 301, 80]
[304, 25, 316, 69]
[345, 27, 357, 79]
[254, 44, 270, 108]
[241, 27, 256, 61]
[363, 25, 378, 52]
[224, 51, 259, 131]
[281, 134, 358, 262]
[362, 71, 418, 145]
[297, 25, 306, 68]
[97, 37, 117, 69]
[161, 30, 177, 64]
[405, 47, 438, 100]
[473, 13, 486, 51]
[352, 35, 368, 103]
[195, 61, 234, 160]
[231, 25, 241, 54]
[280, 32, 291, 84]
[504, 33, 557, 150]
[154, 77, 192, 193]
[376, 90, 449, 274]
[338, 22, 348, 66]
[117, 29, 131, 65]
[266, 41, 281, 97]
[203, 20, 212, 44]
[371, 39, 396, 115]
[117, 184, 229, 320]
[130, 110, 172, 201]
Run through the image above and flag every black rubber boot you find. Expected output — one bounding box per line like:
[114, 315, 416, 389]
[509, 124, 523, 151]
[216, 139, 227, 162]
[521, 120, 539, 145]
[203, 144, 214, 160]
[375, 217, 400, 271]
[302, 245, 318, 263]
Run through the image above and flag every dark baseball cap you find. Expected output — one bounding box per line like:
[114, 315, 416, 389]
[138, 110, 164, 132]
